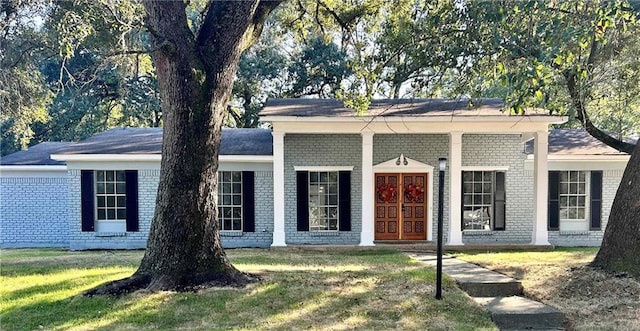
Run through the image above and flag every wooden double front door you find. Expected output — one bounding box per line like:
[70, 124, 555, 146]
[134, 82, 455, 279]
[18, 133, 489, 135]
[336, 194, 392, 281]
[375, 173, 428, 240]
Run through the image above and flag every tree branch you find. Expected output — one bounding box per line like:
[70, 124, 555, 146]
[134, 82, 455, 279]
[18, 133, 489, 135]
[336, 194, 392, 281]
[564, 70, 636, 154]
[241, 0, 284, 52]
[317, 0, 349, 31]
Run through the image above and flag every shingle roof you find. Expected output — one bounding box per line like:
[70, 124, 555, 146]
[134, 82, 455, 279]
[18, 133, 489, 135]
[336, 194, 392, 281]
[0, 142, 74, 165]
[55, 127, 273, 156]
[260, 98, 551, 117]
[59, 128, 163, 155]
[526, 129, 632, 155]
[1, 128, 273, 166]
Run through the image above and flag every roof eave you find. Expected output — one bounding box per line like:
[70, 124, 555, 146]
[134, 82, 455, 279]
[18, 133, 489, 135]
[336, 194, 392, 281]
[526, 154, 630, 161]
[51, 154, 273, 163]
[0, 165, 68, 171]
[260, 115, 567, 124]
[51, 154, 161, 162]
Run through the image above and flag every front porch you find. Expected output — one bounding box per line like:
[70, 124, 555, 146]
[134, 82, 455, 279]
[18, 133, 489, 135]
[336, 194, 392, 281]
[261, 98, 567, 248]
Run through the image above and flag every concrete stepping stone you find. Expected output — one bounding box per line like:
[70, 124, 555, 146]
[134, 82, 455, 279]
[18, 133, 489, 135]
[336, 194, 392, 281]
[407, 252, 565, 330]
[409, 253, 523, 297]
[474, 296, 565, 330]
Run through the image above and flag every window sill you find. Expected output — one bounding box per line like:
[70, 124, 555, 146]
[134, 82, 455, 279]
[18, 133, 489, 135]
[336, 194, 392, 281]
[309, 231, 341, 237]
[220, 231, 244, 237]
[463, 230, 493, 236]
[95, 232, 127, 237]
[559, 231, 590, 236]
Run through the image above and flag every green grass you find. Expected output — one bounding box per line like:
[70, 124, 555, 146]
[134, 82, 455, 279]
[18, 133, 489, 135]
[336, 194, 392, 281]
[452, 247, 598, 281]
[1, 248, 496, 330]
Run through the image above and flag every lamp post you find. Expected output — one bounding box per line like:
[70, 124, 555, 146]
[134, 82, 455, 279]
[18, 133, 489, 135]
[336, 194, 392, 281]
[436, 157, 447, 300]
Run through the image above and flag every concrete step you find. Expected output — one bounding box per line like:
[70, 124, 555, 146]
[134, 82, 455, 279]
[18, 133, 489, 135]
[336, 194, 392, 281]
[474, 296, 565, 331]
[409, 254, 523, 297]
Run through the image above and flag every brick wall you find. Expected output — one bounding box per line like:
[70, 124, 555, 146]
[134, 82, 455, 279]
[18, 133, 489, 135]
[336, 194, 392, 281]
[460, 134, 533, 244]
[0, 175, 69, 247]
[284, 134, 362, 244]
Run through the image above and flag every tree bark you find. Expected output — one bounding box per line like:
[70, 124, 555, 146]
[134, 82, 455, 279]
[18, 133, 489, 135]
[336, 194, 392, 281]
[86, 0, 281, 295]
[591, 142, 640, 276]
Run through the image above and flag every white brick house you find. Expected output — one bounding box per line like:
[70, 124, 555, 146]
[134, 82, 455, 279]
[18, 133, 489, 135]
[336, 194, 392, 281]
[0, 99, 631, 249]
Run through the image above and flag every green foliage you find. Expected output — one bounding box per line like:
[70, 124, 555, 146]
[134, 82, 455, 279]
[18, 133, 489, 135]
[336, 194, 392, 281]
[459, 0, 640, 133]
[228, 25, 290, 128]
[2, 0, 638, 149]
[227, 25, 351, 127]
[0, 1, 54, 154]
[288, 36, 351, 98]
[0, 0, 157, 155]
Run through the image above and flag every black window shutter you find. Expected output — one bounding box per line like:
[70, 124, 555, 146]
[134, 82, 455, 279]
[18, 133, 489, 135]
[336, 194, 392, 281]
[296, 171, 309, 231]
[338, 171, 351, 231]
[590, 171, 603, 230]
[548, 171, 560, 231]
[80, 170, 95, 232]
[493, 172, 506, 231]
[125, 170, 139, 232]
[242, 171, 255, 232]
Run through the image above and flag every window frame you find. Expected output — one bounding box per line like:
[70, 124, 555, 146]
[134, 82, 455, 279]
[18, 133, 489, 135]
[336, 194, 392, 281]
[94, 170, 127, 223]
[308, 171, 340, 232]
[462, 171, 495, 231]
[558, 170, 590, 223]
[218, 171, 243, 232]
[461, 169, 506, 231]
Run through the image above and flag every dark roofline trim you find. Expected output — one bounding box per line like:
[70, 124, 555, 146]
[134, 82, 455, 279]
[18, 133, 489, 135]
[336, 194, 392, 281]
[0, 165, 68, 170]
[50, 154, 273, 162]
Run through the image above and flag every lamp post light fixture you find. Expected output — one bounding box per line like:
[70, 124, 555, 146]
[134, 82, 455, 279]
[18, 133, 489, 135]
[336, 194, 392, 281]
[436, 157, 447, 300]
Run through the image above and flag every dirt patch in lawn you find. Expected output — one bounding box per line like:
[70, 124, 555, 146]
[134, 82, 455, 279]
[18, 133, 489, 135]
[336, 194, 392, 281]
[549, 266, 640, 330]
[455, 249, 640, 330]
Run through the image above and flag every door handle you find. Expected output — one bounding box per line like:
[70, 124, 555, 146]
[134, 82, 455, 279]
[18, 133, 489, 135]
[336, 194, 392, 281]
[401, 204, 405, 212]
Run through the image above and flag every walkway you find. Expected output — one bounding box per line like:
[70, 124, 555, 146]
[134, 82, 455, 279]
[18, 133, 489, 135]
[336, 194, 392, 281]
[407, 252, 565, 331]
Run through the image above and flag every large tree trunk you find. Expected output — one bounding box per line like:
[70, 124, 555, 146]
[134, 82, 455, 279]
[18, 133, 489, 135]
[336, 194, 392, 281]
[591, 142, 640, 275]
[86, 0, 280, 295]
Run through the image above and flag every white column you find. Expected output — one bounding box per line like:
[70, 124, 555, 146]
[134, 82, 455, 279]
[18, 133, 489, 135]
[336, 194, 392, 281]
[360, 132, 375, 246]
[532, 130, 550, 245]
[271, 131, 286, 247]
[447, 131, 464, 245]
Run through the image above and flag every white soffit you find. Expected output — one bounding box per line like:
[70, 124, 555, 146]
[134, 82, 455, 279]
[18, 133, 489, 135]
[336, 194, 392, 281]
[268, 119, 561, 134]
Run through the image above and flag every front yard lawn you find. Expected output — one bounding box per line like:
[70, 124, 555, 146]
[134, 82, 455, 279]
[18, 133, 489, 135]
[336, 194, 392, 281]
[1, 248, 496, 330]
[455, 248, 640, 330]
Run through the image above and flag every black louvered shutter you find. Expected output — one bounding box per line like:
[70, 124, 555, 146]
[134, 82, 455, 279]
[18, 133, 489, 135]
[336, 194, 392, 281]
[81, 170, 95, 232]
[590, 171, 603, 230]
[242, 171, 255, 232]
[493, 172, 506, 230]
[548, 171, 560, 230]
[338, 171, 351, 231]
[296, 171, 309, 231]
[125, 170, 139, 232]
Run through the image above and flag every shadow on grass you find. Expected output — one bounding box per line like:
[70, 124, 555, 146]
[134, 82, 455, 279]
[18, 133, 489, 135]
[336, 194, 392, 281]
[1, 249, 496, 330]
[1, 271, 126, 303]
